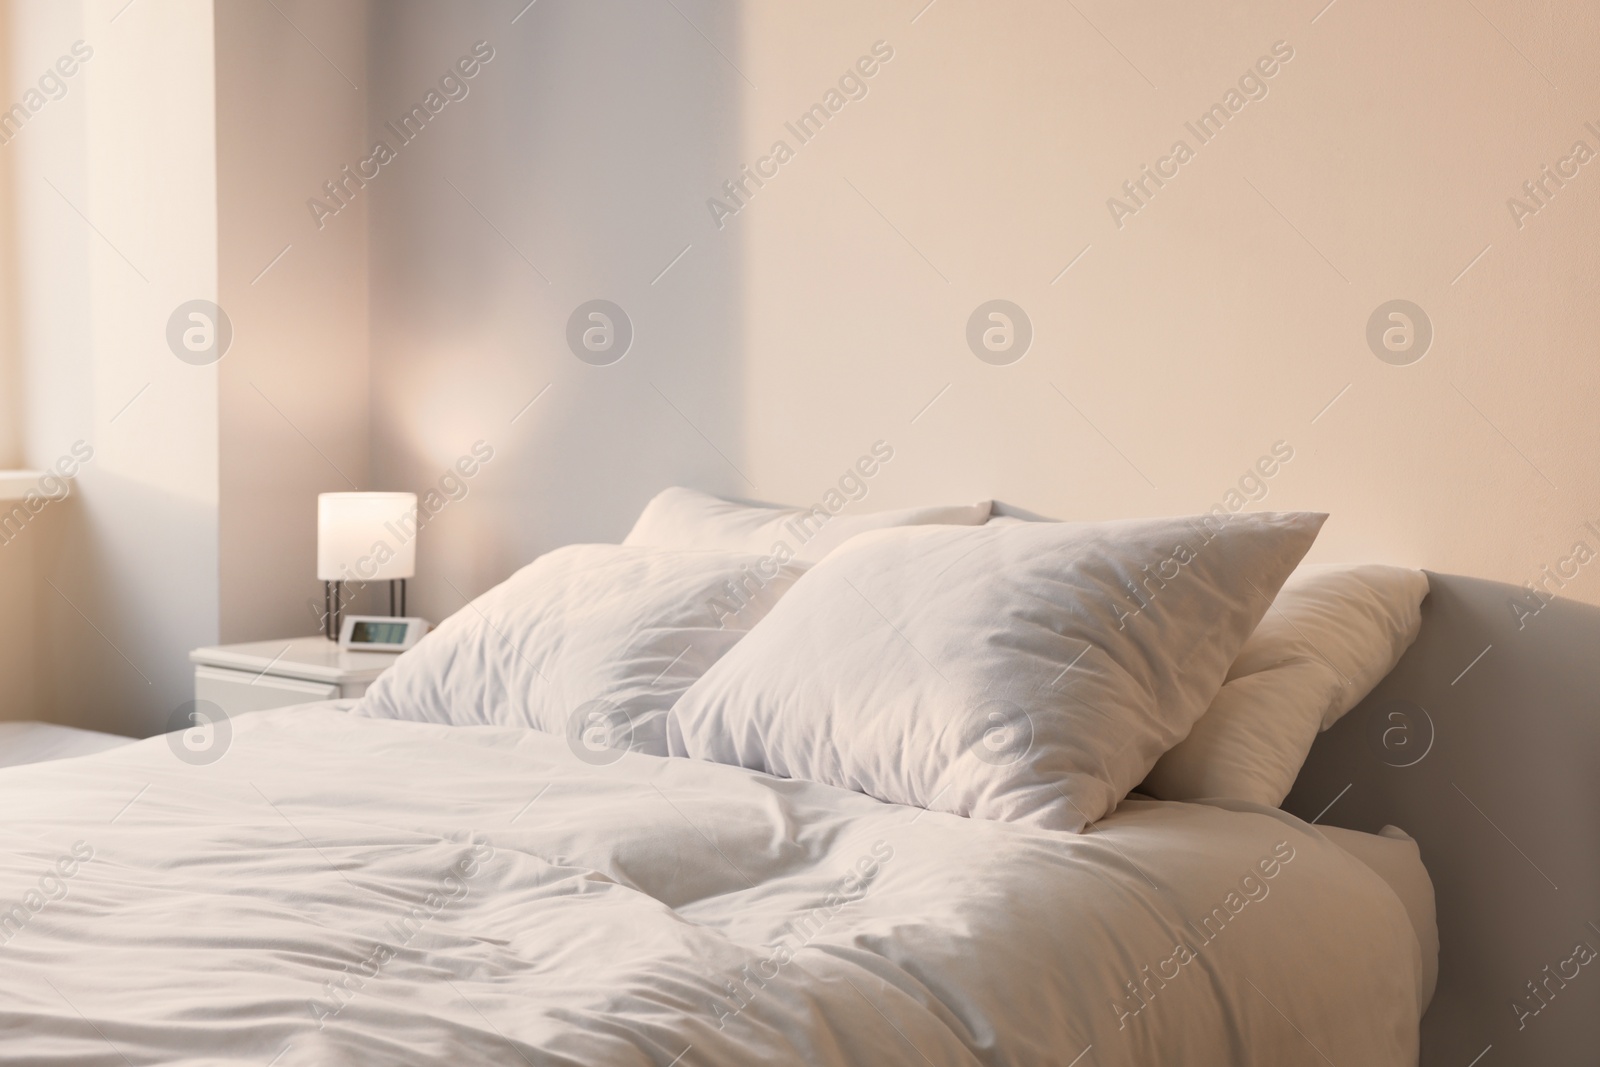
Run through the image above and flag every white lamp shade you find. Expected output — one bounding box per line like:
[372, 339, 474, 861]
[317, 492, 418, 582]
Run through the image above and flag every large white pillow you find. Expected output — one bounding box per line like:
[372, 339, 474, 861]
[1142, 564, 1429, 806]
[356, 545, 802, 760]
[624, 486, 991, 564]
[668, 512, 1325, 831]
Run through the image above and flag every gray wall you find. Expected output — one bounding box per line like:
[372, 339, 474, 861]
[366, 0, 746, 613]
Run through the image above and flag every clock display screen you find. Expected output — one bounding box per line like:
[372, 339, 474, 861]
[351, 621, 408, 645]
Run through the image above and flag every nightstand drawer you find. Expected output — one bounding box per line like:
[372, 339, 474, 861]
[190, 636, 394, 716]
[194, 665, 341, 716]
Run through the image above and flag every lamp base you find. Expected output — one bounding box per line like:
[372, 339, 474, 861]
[323, 580, 343, 641]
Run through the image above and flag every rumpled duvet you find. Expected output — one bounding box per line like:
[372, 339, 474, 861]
[0, 704, 1422, 1065]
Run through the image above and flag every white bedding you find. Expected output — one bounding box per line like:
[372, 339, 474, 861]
[0, 704, 1423, 1066]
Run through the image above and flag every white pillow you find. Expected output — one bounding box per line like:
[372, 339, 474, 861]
[668, 512, 1325, 831]
[1142, 564, 1429, 806]
[624, 486, 991, 564]
[357, 544, 803, 760]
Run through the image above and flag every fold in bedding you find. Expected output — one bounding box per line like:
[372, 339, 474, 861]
[0, 705, 1422, 1066]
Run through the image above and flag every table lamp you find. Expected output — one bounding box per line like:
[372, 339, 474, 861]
[317, 492, 418, 640]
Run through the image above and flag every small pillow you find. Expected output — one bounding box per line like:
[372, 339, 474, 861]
[624, 486, 991, 564]
[357, 545, 803, 759]
[668, 512, 1325, 831]
[1142, 564, 1429, 806]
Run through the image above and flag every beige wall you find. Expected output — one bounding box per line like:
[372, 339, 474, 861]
[216, 0, 370, 642]
[359, 0, 1600, 618]
[3, 0, 1597, 730]
[730, 0, 1600, 600]
[1, 0, 370, 732]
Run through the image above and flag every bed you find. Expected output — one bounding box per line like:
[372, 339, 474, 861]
[1287, 571, 1600, 1066]
[0, 495, 1446, 1065]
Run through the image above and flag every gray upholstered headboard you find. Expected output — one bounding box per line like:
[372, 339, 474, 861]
[1283, 572, 1600, 1065]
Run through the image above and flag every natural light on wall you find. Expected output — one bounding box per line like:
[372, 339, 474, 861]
[0, 1, 18, 470]
[3, 0, 221, 734]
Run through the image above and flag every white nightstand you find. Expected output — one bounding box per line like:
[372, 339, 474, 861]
[189, 636, 399, 717]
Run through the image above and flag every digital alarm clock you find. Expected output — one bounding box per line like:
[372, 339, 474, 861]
[338, 615, 431, 652]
